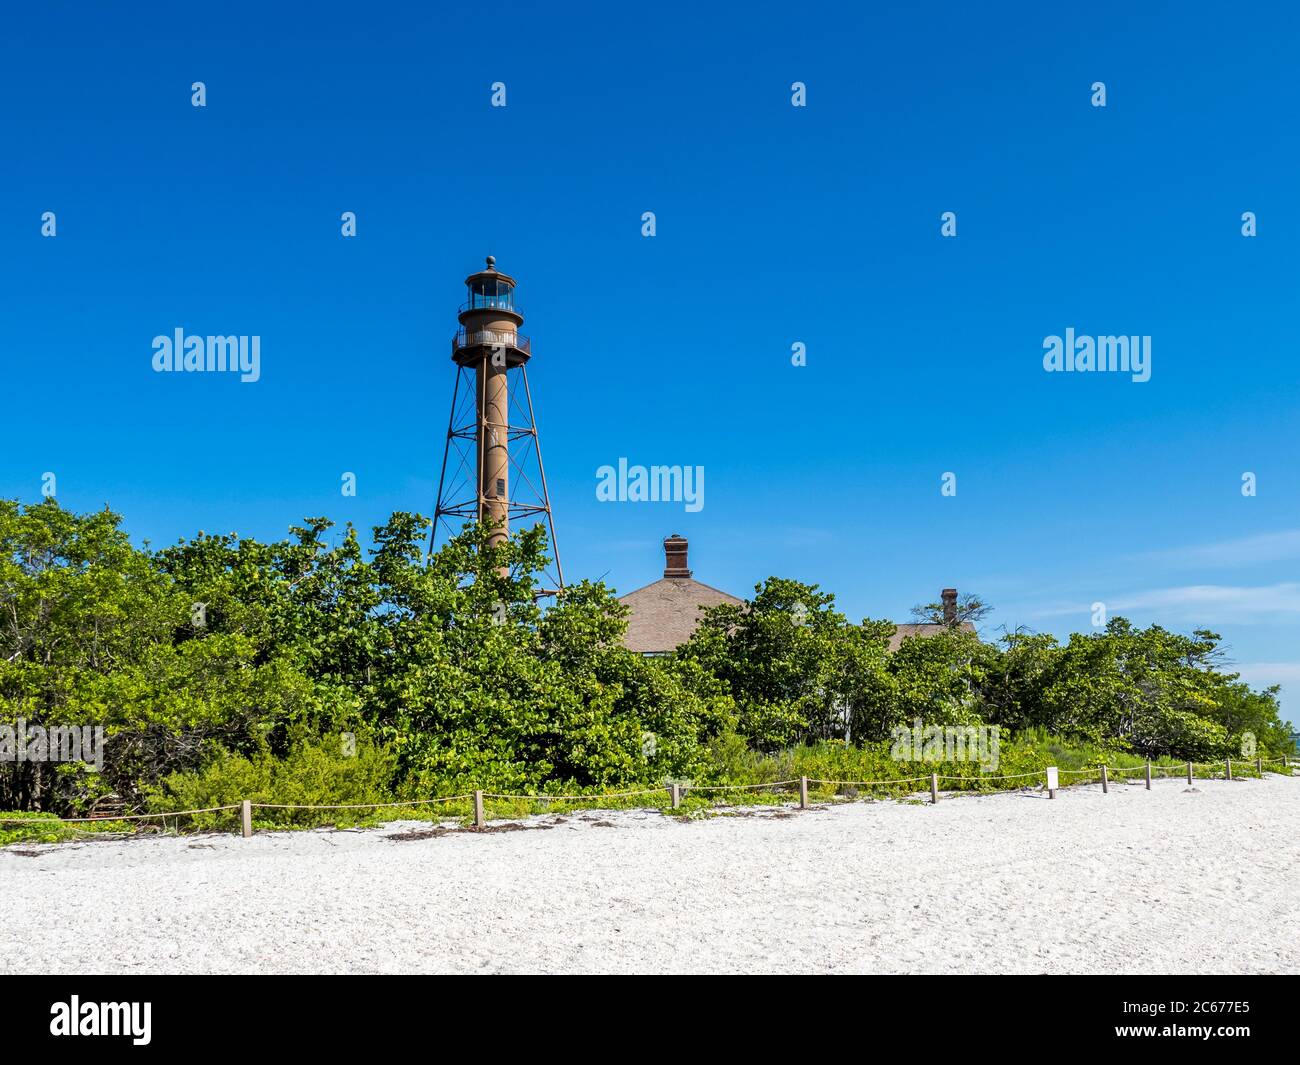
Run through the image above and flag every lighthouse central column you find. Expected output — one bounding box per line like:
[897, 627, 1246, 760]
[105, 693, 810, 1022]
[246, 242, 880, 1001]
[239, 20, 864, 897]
[479, 357, 509, 545]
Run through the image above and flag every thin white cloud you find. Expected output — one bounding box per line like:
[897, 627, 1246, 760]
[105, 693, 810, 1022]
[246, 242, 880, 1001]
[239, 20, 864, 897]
[1233, 662, 1300, 689]
[1029, 583, 1300, 623]
[1134, 529, 1300, 569]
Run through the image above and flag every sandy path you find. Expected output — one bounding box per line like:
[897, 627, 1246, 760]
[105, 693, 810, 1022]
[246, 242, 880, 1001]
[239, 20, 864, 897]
[2, 775, 1297, 974]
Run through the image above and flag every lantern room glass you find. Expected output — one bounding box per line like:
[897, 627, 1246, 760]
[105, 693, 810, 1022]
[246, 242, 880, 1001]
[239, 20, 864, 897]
[466, 277, 515, 311]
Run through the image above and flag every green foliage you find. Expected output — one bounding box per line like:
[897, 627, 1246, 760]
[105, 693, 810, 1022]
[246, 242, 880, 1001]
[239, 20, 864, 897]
[0, 809, 99, 846]
[149, 736, 401, 830]
[0, 499, 325, 812]
[679, 578, 895, 749]
[880, 628, 996, 732]
[1034, 620, 1235, 758]
[3, 499, 732, 816]
[979, 630, 1060, 732]
[680, 580, 1292, 763]
[2, 497, 1294, 837]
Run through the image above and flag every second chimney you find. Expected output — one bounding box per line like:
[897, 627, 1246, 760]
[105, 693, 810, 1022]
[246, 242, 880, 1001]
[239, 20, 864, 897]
[664, 534, 692, 578]
[941, 588, 958, 625]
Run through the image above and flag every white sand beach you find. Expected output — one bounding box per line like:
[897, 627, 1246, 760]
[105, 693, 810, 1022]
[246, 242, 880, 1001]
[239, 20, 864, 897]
[3, 775, 1297, 974]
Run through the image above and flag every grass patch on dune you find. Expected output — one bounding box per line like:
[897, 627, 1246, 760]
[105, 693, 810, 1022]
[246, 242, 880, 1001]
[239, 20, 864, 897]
[5, 733, 1290, 848]
[0, 811, 138, 847]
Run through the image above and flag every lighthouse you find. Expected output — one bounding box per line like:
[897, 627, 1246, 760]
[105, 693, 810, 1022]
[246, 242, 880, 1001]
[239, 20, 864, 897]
[431, 257, 563, 593]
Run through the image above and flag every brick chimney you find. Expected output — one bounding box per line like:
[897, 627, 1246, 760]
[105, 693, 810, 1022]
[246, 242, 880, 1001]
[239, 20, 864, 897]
[663, 534, 692, 578]
[941, 588, 958, 625]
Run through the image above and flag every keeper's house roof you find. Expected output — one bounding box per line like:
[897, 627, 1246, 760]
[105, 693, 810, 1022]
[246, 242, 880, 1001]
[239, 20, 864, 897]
[888, 622, 977, 651]
[618, 535, 741, 654]
[617, 537, 978, 656]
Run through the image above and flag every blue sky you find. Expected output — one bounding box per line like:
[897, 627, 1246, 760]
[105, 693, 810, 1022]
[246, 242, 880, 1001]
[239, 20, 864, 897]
[2, 1, 1298, 726]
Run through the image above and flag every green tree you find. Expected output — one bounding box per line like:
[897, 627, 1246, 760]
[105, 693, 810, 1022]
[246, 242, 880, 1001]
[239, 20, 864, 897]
[0, 500, 311, 811]
[980, 629, 1061, 732]
[882, 627, 998, 732]
[1039, 619, 1231, 759]
[680, 578, 894, 749]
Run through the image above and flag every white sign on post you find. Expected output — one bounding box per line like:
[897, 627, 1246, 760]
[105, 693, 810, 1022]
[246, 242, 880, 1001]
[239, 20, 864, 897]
[1045, 766, 1059, 791]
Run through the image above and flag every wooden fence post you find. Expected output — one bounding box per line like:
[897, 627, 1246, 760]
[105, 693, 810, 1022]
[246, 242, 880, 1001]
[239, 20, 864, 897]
[1186, 762, 1193, 785]
[1225, 760, 1232, 781]
[1046, 766, 1058, 800]
[929, 773, 939, 804]
[240, 799, 252, 839]
[1100, 765, 1108, 794]
[1145, 762, 1152, 790]
[473, 790, 485, 828]
[799, 776, 808, 810]
[1256, 756, 1263, 778]
[670, 783, 681, 810]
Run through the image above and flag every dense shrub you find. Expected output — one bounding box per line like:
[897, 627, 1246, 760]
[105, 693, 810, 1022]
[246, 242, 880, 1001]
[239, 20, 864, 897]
[149, 736, 400, 830]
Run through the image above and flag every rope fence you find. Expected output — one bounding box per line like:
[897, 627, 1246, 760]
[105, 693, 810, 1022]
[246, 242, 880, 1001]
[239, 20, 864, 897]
[2, 755, 1294, 839]
[482, 787, 669, 801]
[250, 795, 471, 811]
[677, 779, 802, 792]
[0, 804, 241, 825]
